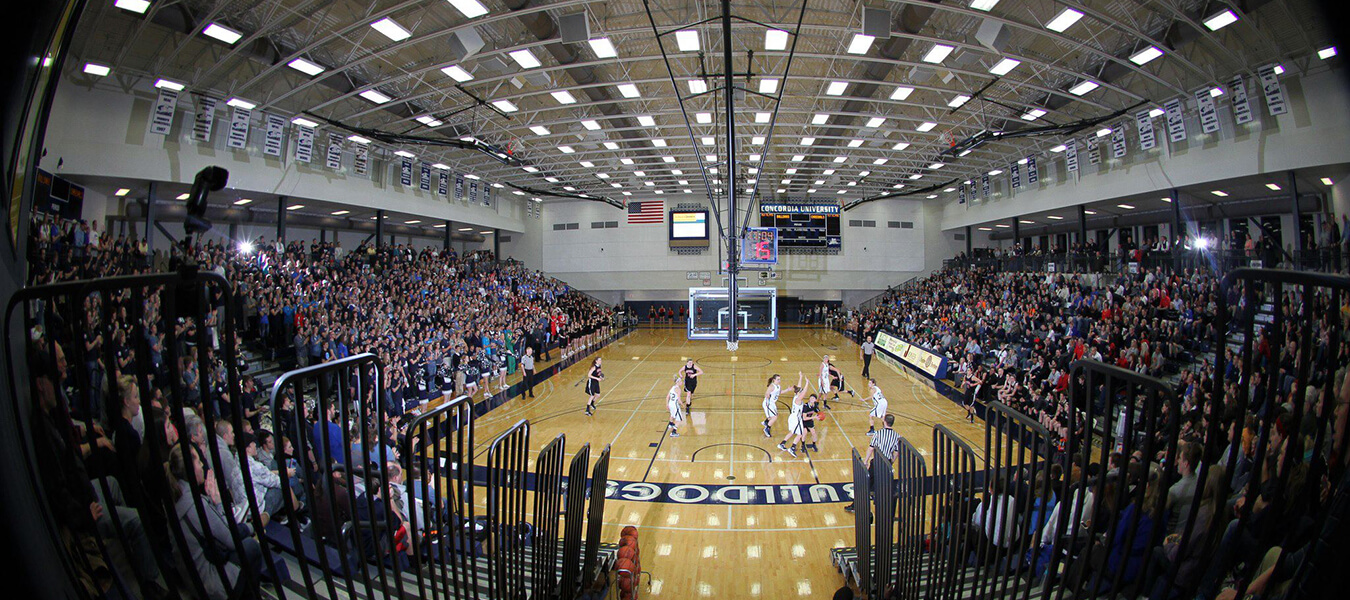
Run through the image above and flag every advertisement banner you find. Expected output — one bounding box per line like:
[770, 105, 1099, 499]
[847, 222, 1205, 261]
[874, 330, 949, 380]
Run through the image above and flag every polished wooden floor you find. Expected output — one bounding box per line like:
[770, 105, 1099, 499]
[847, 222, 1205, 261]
[470, 326, 982, 599]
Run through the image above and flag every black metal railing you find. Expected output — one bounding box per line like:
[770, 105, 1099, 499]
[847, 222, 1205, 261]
[837, 267, 1350, 600]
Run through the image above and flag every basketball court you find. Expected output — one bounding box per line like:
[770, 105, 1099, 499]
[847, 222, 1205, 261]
[466, 326, 979, 598]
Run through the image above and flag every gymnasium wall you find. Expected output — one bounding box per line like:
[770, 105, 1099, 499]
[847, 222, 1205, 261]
[37, 82, 529, 235]
[539, 197, 934, 301]
[940, 68, 1350, 232]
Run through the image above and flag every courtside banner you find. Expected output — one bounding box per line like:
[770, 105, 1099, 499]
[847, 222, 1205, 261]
[874, 330, 949, 379]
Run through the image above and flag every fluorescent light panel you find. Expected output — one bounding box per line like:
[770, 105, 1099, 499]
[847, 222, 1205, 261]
[202, 23, 242, 45]
[759, 78, 780, 94]
[890, 86, 914, 100]
[1068, 80, 1099, 96]
[442, 65, 474, 82]
[288, 57, 326, 76]
[765, 29, 789, 50]
[921, 44, 955, 64]
[154, 79, 185, 91]
[1046, 8, 1083, 33]
[675, 30, 699, 52]
[826, 81, 848, 95]
[508, 48, 541, 69]
[115, 0, 150, 13]
[588, 38, 618, 58]
[1203, 10, 1239, 31]
[989, 58, 1020, 75]
[1129, 46, 1164, 66]
[616, 83, 641, 98]
[491, 99, 518, 112]
[529, 125, 550, 135]
[847, 34, 874, 55]
[83, 63, 110, 76]
[370, 17, 411, 41]
[359, 89, 393, 104]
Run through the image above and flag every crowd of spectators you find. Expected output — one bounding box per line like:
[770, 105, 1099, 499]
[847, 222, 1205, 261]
[23, 212, 617, 598]
[842, 256, 1350, 599]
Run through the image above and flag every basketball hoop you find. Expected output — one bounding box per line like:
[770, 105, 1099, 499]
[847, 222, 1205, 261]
[726, 340, 739, 352]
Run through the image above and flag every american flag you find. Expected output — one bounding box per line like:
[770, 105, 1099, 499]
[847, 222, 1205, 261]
[627, 200, 664, 224]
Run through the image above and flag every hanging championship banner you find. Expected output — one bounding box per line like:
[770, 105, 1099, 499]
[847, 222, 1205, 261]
[981, 174, 990, 198]
[325, 134, 343, 170]
[1257, 64, 1287, 115]
[1010, 163, 1021, 189]
[192, 96, 217, 143]
[1163, 98, 1187, 143]
[294, 125, 315, 163]
[469, 180, 479, 204]
[149, 87, 178, 135]
[1135, 111, 1157, 151]
[1065, 138, 1079, 172]
[438, 171, 449, 196]
[1087, 136, 1101, 165]
[419, 163, 432, 191]
[1027, 156, 1039, 184]
[1194, 89, 1220, 134]
[958, 182, 966, 204]
[399, 157, 413, 186]
[263, 113, 285, 157]
[1231, 75, 1253, 125]
[1111, 127, 1127, 159]
[226, 106, 251, 149]
[353, 144, 369, 175]
[454, 174, 465, 201]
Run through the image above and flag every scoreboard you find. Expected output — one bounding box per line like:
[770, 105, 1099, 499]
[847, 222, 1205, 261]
[740, 227, 778, 266]
[758, 202, 841, 249]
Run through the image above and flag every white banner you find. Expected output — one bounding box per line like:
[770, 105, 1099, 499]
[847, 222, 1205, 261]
[1087, 136, 1101, 165]
[353, 145, 369, 175]
[1110, 127, 1127, 159]
[226, 106, 251, 149]
[1136, 111, 1157, 151]
[454, 174, 465, 201]
[1164, 98, 1187, 143]
[469, 181, 479, 204]
[981, 174, 990, 198]
[263, 113, 285, 157]
[294, 125, 314, 163]
[1027, 156, 1038, 184]
[148, 87, 178, 135]
[1065, 138, 1079, 172]
[1258, 65, 1287, 115]
[1194, 89, 1220, 134]
[325, 134, 343, 170]
[192, 96, 217, 143]
[1231, 75, 1253, 125]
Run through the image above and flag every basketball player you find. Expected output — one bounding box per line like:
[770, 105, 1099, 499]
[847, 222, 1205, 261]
[776, 372, 809, 457]
[818, 355, 855, 410]
[678, 359, 703, 413]
[584, 357, 604, 416]
[666, 373, 685, 437]
[866, 378, 888, 435]
[802, 393, 821, 452]
[762, 374, 783, 438]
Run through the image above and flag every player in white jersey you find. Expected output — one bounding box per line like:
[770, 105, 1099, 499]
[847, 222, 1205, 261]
[818, 355, 855, 410]
[666, 373, 685, 437]
[762, 374, 783, 438]
[776, 373, 809, 457]
[866, 378, 888, 435]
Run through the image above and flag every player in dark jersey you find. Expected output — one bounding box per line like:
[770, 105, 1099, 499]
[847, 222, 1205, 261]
[801, 394, 821, 452]
[584, 357, 604, 416]
[677, 359, 703, 413]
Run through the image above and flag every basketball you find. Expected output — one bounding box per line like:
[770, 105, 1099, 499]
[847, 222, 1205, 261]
[620, 525, 639, 539]
[618, 544, 637, 562]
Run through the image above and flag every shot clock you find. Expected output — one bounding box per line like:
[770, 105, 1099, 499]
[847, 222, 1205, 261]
[741, 227, 779, 266]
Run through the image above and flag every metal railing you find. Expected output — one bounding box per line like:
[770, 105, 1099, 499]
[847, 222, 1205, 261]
[838, 267, 1350, 600]
[5, 267, 620, 600]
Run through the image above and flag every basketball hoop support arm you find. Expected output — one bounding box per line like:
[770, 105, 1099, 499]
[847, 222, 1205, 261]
[721, 0, 739, 349]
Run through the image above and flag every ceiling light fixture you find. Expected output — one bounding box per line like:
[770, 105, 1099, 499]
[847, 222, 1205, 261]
[890, 86, 914, 100]
[916, 122, 937, 132]
[370, 17, 411, 41]
[581, 119, 601, 130]
[1021, 108, 1047, 121]
[529, 125, 550, 135]
[989, 58, 1020, 75]
[637, 115, 656, 126]
[508, 48, 541, 69]
[83, 63, 111, 76]
[948, 94, 971, 108]
[359, 89, 393, 104]
[491, 99, 518, 112]
[1068, 80, 1099, 96]
[866, 117, 886, 127]
[114, 0, 150, 14]
[1046, 8, 1083, 33]
[154, 79, 185, 91]
[287, 57, 326, 76]
[826, 81, 848, 95]
[675, 30, 700, 52]
[291, 117, 318, 128]
[765, 29, 789, 50]
[441, 64, 474, 82]
[202, 23, 243, 45]
[688, 79, 708, 94]
[1129, 46, 1164, 66]
[847, 34, 874, 55]
[1203, 9, 1239, 31]
[550, 90, 576, 104]
[1318, 47, 1337, 60]
[922, 44, 955, 64]
[616, 83, 641, 98]
[347, 135, 372, 144]
[759, 78, 780, 94]
[588, 37, 618, 58]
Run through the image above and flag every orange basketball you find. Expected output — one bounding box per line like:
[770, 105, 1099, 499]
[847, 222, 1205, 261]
[616, 557, 635, 574]
[618, 545, 637, 562]
[620, 525, 639, 538]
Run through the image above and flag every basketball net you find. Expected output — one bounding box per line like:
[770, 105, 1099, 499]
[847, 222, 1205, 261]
[726, 340, 739, 352]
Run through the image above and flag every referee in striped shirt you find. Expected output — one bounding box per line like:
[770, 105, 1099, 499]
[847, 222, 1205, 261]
[846, 414, 900, 513]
